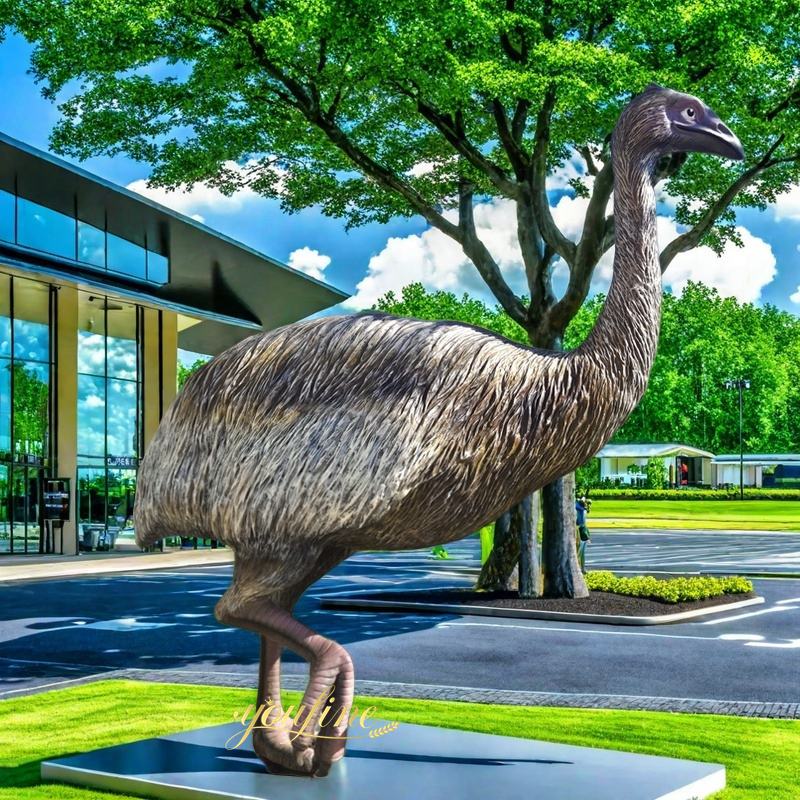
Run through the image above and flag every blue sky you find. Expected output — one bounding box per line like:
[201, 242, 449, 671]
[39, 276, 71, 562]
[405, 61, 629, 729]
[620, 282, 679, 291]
[0, 32, 798, 315]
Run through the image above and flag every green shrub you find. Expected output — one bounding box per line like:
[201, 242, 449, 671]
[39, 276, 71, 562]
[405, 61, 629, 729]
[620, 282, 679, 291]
[588, 488, 800, 501]
[430, 544, 451, 559]
[645, 457, 667, 489]
[585, 571, 753, 603]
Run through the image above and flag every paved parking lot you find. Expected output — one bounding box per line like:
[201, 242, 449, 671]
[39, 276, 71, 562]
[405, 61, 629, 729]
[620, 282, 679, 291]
[1, 531, 798, 714]
[587, 529, 800, 575]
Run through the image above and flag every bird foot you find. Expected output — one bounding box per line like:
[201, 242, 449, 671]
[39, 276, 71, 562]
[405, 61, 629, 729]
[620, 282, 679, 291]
[252, 724, 347, 777]
[252, 727, 316, 775]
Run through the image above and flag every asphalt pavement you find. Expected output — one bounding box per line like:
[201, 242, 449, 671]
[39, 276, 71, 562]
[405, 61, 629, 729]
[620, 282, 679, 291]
[1, 531, 798, 711]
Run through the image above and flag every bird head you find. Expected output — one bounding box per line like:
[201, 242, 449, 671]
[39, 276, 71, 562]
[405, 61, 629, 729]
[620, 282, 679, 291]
[613, 84, 744, 169]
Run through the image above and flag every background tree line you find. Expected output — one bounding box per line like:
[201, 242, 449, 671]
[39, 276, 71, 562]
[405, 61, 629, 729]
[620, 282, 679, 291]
[377, 281, 800, 457]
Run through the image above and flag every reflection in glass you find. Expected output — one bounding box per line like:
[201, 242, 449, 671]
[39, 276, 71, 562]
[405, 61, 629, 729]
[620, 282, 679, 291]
[11, 466, 40, 553]
[0, 464, 8, 553]
[0, 190, 14, 243]
[17, 197, 76, 260]
[78, 221, 106, 268]
[107, 378, 137, 456]
[147, 251, 169, 284]
[0, 360, 10, 458]
[13, 278, 50, 362]
[12, 361, 48, 459]
[107, 335, 137, 380]
[77, 374, 105, 457]
[107, 468, 136, 529]
[78, 466, 106, 525]
[106, 299, 137, 380]
[107, 233, 146, 279]
[0, 273, 10, 367]
[78, 330, 106, 376]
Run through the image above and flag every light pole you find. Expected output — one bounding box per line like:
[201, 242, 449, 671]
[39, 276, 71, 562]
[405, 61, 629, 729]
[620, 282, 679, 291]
[724, 378, 750, 500]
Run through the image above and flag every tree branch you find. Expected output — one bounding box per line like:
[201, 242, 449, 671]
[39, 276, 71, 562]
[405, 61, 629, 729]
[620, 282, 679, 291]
[410, 94, 521, 198]
[492, 99, 529, 178]
[227, 12, 466, 244]
[659, 135, 787, 271]
[459, 179, 529, 326]
[578, 145, 599, 176]
[530, 85, 577, 265]
[547, 159, 614, 333]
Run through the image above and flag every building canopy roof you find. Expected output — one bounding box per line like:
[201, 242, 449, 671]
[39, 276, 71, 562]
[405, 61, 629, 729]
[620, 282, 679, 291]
[712, 454, 800, 465]
[0, 132, 350, 354]
[597, 443, 715, 459]
[598, 444, 800, 465]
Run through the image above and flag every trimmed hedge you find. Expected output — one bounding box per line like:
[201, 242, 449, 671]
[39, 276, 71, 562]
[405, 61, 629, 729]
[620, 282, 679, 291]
[585, 571, 754, 603]
[588, 488, 800, 501]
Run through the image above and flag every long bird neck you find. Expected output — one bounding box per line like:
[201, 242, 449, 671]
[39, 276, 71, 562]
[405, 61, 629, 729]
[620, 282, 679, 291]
[511, 125, 664, 490]
[575, 133, 662, 408]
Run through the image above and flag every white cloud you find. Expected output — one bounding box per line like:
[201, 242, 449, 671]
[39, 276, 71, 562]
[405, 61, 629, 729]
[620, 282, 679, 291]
[288, 247, 331, 281]
[345, 200, 524, 310]
[126, 161, 264, 224]
[659, 222, 776, 303]
[773, 185, 800, 222]
[348, 160, 777, 310]
[791, 286, 800, 304]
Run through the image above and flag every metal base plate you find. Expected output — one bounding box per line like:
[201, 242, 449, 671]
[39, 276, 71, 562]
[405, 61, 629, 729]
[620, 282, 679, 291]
[41, 719, 725, 800]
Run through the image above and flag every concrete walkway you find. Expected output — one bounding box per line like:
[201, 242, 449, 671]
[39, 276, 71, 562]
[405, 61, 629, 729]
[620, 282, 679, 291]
[6, 667, 797, 720]
[0, 548, 233, 583]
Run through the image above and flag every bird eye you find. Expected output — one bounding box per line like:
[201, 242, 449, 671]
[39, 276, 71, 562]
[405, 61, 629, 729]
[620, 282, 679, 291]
[683, 106, 696, 121]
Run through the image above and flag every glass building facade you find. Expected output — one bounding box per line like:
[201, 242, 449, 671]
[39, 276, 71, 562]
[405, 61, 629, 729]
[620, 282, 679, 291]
[0, 188, 169, 286]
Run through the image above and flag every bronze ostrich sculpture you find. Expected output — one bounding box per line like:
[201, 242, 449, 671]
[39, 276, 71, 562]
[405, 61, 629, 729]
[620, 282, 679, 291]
[135, 85, 743, 776]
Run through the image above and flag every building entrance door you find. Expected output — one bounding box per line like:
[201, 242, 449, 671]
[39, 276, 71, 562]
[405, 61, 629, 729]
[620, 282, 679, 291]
[10, 464, 43, 553]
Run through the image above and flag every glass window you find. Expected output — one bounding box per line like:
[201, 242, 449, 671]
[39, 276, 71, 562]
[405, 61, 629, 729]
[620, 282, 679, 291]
[77, 373, 105, 458]
[13, 278, 49, 363]
[107, 468, 136, 532]
[77, 291, 141, 551]
[12, 360, 49, 459]
[78, 221, 106, 268]
[147, 251, 169, 284]
[78, 466, 106, 525]
[17, 197, 76, 260]
[0, 190, 14, 243]
[107, 233, 146, 280]
[78, 294, 106, 377]
[106, 301, 137, 380]
[107, 378, 137, 457]
[0, 464, 8, 553]
[0, 273, 10, 359]
[0, 360, 10, 459]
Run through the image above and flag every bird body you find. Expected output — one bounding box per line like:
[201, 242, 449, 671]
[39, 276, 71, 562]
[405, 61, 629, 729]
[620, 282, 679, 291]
[135, 311, 621, 558]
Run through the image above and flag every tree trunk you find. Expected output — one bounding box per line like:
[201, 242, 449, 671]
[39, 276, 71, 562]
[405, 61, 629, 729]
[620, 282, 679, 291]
[541, 472, 589, 598]
[517, 492, 540, 598]
[475, 508, 518, 591]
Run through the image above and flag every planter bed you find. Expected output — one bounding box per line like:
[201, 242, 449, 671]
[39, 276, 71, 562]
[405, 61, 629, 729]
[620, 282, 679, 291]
[321, 587, 762, 625]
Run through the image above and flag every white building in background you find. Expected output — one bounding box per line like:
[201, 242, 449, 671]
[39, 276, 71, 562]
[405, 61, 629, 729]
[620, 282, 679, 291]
[597, 443, 715, 487]
[596, 444, 800, 489]
[712, 454, 800, 490]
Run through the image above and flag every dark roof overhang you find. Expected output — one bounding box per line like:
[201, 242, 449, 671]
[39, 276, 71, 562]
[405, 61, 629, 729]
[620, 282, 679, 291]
[0, 132, 350, 354]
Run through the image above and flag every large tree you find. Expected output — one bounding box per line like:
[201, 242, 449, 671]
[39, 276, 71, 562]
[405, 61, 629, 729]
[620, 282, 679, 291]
[3, 0, 798, 596]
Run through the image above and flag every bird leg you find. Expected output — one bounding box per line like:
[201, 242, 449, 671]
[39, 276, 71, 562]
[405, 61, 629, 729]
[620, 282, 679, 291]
[249, 636, 306, 775]
[215, 586, 354, 777]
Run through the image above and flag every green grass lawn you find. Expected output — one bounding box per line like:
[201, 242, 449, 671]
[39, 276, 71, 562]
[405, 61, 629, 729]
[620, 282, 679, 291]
[589, 499, 800, 531]
[0, 680, 797, 799]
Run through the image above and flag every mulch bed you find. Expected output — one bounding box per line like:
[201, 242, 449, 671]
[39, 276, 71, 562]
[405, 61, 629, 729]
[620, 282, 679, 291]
[344, 588, 757, 617]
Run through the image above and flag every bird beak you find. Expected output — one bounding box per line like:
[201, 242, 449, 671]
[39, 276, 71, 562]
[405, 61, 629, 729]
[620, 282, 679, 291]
[673, 107, 745, 161]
